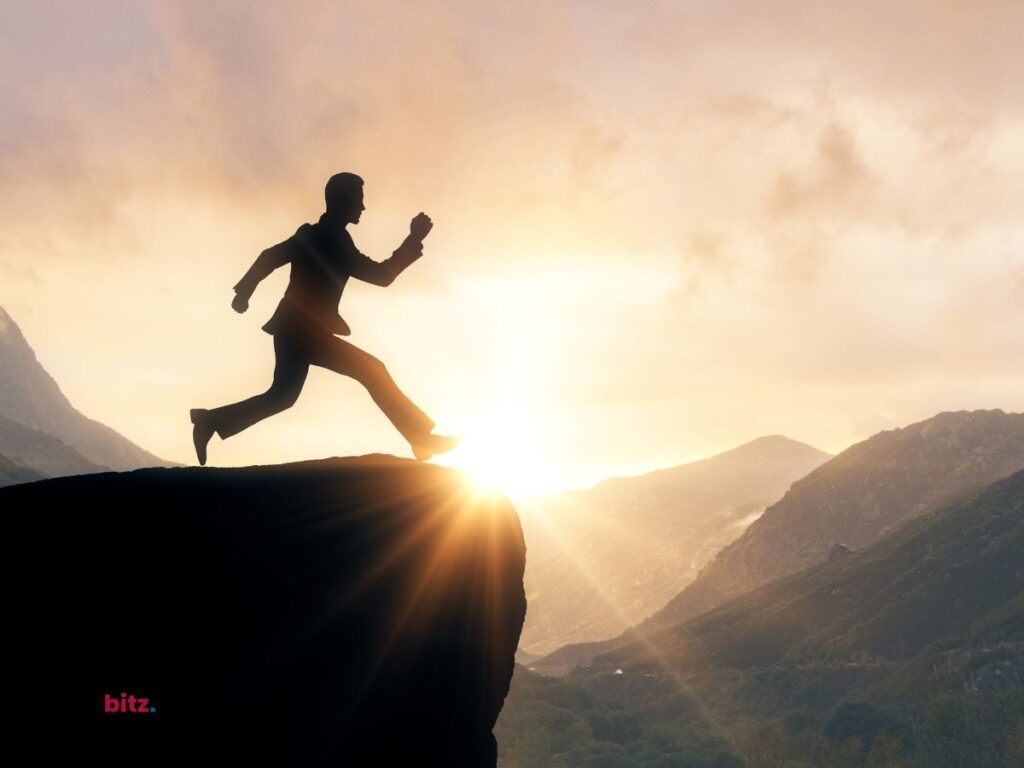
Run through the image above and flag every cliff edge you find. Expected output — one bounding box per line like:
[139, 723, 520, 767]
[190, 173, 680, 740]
[4, 455, 527, 767]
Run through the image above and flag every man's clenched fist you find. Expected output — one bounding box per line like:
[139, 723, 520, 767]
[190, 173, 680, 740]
[410, 212, 433, 241]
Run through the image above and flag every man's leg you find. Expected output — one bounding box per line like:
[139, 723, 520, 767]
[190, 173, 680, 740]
[308, 335, 460, 459]
[307, 335, 435, 444]
[191, 333, 310, 464]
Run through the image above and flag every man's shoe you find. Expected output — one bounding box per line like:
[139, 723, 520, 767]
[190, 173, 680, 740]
[411, 432, 463, 462]
[190, 408, 215, 466]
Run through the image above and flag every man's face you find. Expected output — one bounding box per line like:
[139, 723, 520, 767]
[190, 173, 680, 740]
[347, 189, 365, 224]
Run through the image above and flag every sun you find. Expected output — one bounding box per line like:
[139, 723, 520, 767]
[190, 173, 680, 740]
[437, 409, 555, 498]
[434, 311, 561, 498]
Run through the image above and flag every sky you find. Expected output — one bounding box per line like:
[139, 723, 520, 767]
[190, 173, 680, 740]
[2, 0, 1023, 493]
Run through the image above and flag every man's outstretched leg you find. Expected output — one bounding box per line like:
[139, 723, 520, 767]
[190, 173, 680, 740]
[190, 333, 310, 465]
[309, 335, 461, 461]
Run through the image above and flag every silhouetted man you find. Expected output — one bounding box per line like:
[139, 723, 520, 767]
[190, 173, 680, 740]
[190, 172, 461, 465]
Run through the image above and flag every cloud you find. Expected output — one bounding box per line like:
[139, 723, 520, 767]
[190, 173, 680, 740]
[0, 258, 40, 285]
[769, 121, 876, 219]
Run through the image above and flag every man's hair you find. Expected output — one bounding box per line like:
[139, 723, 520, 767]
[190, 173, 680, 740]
[325, 172, 364, 213]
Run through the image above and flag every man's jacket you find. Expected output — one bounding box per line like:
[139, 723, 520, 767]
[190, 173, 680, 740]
[232, 213, 423, 341]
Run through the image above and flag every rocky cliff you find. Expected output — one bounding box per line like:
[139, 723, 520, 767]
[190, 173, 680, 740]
[5, 455, 527, 767]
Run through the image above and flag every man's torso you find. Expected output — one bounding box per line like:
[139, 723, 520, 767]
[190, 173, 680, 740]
[263, 222, 355, 338]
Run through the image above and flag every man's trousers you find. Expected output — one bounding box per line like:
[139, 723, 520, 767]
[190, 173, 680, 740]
[207, 330, 436, 444]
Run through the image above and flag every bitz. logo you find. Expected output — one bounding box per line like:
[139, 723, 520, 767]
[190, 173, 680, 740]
[103, 692, 156, 714]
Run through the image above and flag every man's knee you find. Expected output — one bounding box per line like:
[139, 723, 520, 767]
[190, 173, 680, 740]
[349, 351, 388, 383]
[313, 338, 390, 382]
[265, 379, 303, 411]
[365, 353, 387, 375]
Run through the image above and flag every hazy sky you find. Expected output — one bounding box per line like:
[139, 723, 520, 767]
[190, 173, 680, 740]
[2, 1, 1022, 491]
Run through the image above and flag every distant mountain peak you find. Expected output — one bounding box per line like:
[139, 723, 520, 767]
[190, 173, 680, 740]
[914, 408, 1011, 434]
[837, 408, 1023, 461]
[0, 306, 173, 473]
[723, 434, 826, 455]
[591, 435, 830, 491]
[875, 408, 1012, 436]
[931, 407, 1008, 419]
[536, 409, 1024, 673]
[0, 305, 29, 348]
[660, 406, 1024, 605]
[519, 434, 831, 655]
[745, 434, 803, 444]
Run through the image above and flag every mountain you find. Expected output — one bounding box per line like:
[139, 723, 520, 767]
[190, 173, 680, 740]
[560, 466, 1024, 765]
[517, 436, 830, 655]
[599, 466, 1024, 672]
[3, 455, 526, 767]
[0, 452, 44, 487]
[0, 411, 107, 477]
[0, 305, 172, 472]
[538, 409, 1024, 673]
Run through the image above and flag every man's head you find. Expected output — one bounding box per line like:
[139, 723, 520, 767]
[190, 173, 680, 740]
[324, 172, 365, 225]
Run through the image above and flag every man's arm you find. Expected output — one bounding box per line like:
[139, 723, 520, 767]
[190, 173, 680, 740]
[347, 212, 433, 287]
[346, 234, 424, 287]
[231, 238, 294, 310]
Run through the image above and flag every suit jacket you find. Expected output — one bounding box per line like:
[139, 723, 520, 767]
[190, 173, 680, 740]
[233, 213, 423, 341]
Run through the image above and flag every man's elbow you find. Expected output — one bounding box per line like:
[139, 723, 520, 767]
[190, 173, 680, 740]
[372, 268, 399, 287]
[258, 247, 282, 266]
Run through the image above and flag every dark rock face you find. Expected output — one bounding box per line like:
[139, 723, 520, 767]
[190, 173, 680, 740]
[5, 455, 527, 767]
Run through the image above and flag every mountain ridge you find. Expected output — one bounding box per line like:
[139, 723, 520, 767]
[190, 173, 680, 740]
[575, 468, 1024, 752]
[497, 461, 1024, 765]
[0, 305, 174, 473]
[0, 452, 44, 487]
[517, 434, 830, 654]
[536, 409, 1024, 673]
